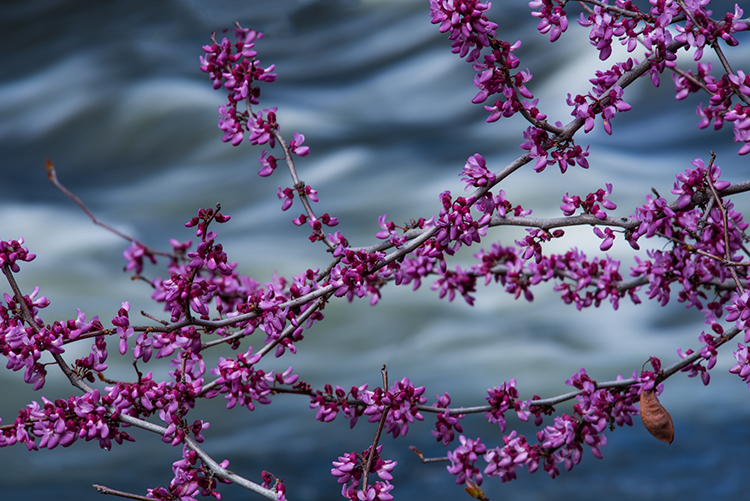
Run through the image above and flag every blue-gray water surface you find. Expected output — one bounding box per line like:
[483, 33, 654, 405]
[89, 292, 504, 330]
[2, 0, 750, 499]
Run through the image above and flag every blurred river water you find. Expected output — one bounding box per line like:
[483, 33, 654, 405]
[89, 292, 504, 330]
[2, 0, 750, 499]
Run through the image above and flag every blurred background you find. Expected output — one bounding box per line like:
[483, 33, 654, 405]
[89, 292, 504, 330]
[2, 0, 750, 499]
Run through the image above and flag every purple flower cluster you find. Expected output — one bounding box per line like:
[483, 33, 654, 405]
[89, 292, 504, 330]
[123, 241, 156, 276]
[484, 430, 541, 482]
[260, 471, 287, 501]
[555, 252, 627, 309]
[432, 265, 478, 305]
[0, 237, 36, 273]
[539, 369, 638, 476]
[730, 342, 750, 388]
[293, 212, 339, 243]
[447, 435, 487, 485]
[149, 208, 233, 323]
[560, 183, 617, 220]
[443, 368, 641, 486]
[520, 126, 590, 173]
[435, 191, 490, 254]
[375, 215, 408, 248]
[1, 289, 110, 390]
[327, 248, 389, 305]
[361, 377, 427, 438]
[460, 153, 496, 189]
[331, 445, 396, 501]
[572, 0, 750, 154]
[429, 0, 498, 62]
[200, 25, 277, 146]
[210, 347, 297, 411]
[148, 446, 230, 501]
[567, 82, 632, 136]
[309, 383, 368, 427]
[529, 0, 568, 42]
[484, 379, 530, 432]
[627, 160, 747, 321]
[0, 390, 134, 451]
[472, 40, 532, 122]
[1, 287, 53, 389]
[431, 392, 464, 445]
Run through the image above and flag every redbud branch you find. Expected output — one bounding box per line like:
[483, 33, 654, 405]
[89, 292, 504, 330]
[3, 267, 276, 499]
[197, 294, 332, 397]
[272, 129, 335, 250]
[93, 484, 153, 500]
[670, 65, 711, 94]
[705, 152, 745, 293]
[577, 0, 644, 18]
[416, 325, 741, 416]
[486, 50, 563, 135]
[115, 413, 279, 500]
[361, 366, 390, 492]
[408, 446, 449, 463]
[44, 159, 175, 260]
[140, 310, 170, 326]
[2, 263, 92, 394]
[460, 39, 676, 196]
[709, 38, 750, 108]
[675, 0, 701, 30]
[257, 293, 332, 357]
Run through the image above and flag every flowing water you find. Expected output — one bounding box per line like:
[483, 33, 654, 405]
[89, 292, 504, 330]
[2, 0, 750, 499]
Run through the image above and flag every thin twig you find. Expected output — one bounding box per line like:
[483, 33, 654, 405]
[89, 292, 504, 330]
[361, 366, 390, 492]
[93, 484, 153, 501]
[44, 159, 174, 259]
[272, 130, 335, 250]
[704, 151, 746, 293]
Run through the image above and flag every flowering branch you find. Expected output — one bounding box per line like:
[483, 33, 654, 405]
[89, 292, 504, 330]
[7, 2, 750, 499]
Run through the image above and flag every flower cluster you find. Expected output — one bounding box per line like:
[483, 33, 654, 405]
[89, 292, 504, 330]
[484, 379, 530, 432]
[560, 183, 617, 220]
[148, 446, 230, 501]
[375, 215, 408, 248]
[628, 160, 747, 320]
[328, 248, 387, 305]
[293, 212, 339, 242]
[6, 3, 750, 499]
[460, 153, 496, 189]
[429, 0, 497, 62]
[123, 241, 156, 276]
[447, 435, 486, 485]
[431, 392, 464, 445]
[331, 445, 396, 501]
[210, 347, 298, 411]
[361, 377, 427, 438]
[445, 368, 643, 486]
[261, 470, 288, 501]
[520, 126, 590, 173]
[0, 237, 36, 273]
[0, 390, 133, 451]
[308, 383, 368, 427]
[0, 292, 111, 390]
[200, 25, 277, 146]
[435, 191, 490, 254]
[529, 0, 568, 42]
[567, 82, 632, 135]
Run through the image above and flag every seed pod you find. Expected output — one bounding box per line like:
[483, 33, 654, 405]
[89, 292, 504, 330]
[640, 389, 674, 444]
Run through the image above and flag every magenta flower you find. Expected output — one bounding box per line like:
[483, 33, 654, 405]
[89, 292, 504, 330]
[0, 237, 37, 272]
[289, 131, 310, 156]
[447, 435, 486, 485]
[258, 151, 279, 177]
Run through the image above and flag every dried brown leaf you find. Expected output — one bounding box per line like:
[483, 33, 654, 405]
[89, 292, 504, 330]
[640, 389, 674, 444]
